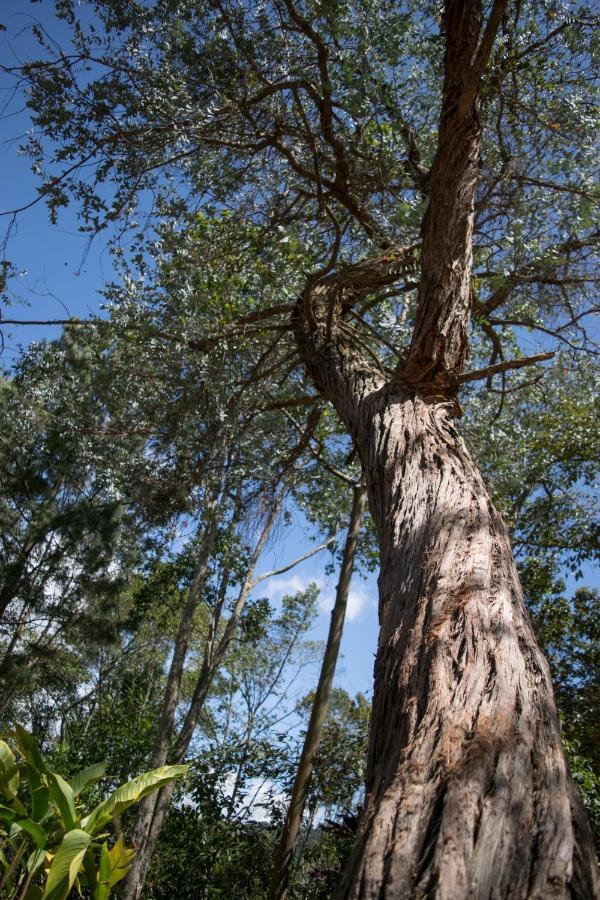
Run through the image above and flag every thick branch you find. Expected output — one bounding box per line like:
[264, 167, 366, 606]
[401, 0, 486, 393]
[458, 0, 508, 118]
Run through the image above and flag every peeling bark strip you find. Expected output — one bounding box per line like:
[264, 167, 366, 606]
[291, 1, 599, 896]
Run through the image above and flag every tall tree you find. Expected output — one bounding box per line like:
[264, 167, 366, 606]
[270, 481, 366, 900]
[2, 0, 599, 895]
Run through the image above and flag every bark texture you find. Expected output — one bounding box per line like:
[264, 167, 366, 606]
[338, 394, 598, 898]
[295, 279, 600, 895]
[295, 322, 599, 896]
[290, 1, 599, 894]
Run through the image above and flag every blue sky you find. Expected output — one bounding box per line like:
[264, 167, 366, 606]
[0, 1, 596, 706]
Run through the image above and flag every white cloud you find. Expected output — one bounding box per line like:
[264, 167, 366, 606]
[221, 773, 286, 823]
[260, 573, 374, 623]
[261, 573, 319, 600]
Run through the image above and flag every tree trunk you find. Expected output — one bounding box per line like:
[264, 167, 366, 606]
[334, 394, 599, 898]
[121, 505, 220, 900]
[290, 1, 600, 894]
[294, 321, 599, 896]
[124, 414, 321, 899]
[269, 482, 366, 900]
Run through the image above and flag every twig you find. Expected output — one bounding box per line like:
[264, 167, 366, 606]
[250, 536, 337, 588]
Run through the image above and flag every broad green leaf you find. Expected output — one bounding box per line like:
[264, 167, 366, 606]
[1, 781, 28, 818]
[42, 828, 91, 900]
[98, 842, 111, 883]
[69, 762, 106, 799]
[0, 803, 16, 823]
[26, 763, 51, 821]
[26, 846, 46, 875]
[13, 816, 47, 849]
[31, 785, 50, 823]
[82, 846, 98, 894]
[81, 765, 188, 835]
[15, 726, 45, 773]
[107, 835, 135, 886]
[0, 740, 19, 794]
[47, 773, 78, 831]
[95, 836, 136, 900]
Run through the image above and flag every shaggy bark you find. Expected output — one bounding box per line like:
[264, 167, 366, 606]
[291, 4, 600, 895]
[339, 395, 598, 898]
[269, 482, 367, 900]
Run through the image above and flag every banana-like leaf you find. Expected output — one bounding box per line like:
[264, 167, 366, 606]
[96, 842, 112, 900]
[95, 835, 137, 900]
[82, 846, 98, 895]
[0, 740, 19, 794]
[15, 726, 45, 773]
[31, 784, 51, 823]
[26, 847, 46, 875]
[69, 762, 106, 799]
[81, 765, 188, 835]
[13, 816, 47, 849]
[107, 835, 135, 887]
[0, 803, 16, 824]
[47, 773, 78, 831]
[26, 763, 51, 822]
[42, 828, 91, 900]
[1, 781, 27, 818]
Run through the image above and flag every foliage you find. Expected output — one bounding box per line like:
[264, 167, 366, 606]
[0, 725, 187, 899]
[524, 567, 600, 835]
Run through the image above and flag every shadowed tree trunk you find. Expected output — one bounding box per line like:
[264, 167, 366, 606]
[269, 482, 367, 900]
[292, 1, 599, 896]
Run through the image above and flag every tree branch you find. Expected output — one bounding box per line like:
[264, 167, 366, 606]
[459, 0, 508, 118]
[458, 350, 554, 383]
[250, 536, 337, 588]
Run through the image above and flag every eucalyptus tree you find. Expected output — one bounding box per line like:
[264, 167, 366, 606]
[2, 0, 600, 895]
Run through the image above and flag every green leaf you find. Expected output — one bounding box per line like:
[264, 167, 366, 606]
[47, 773, 78, 831]
[107, 835, 135, 886]
[0, 740, 19, 794]
[13, 816, 47, 849]
[31, 784, 50, 823]
[15, 726, 45, 772]
[0, 777, 28, 817]
[95, 835, 136, 898]
[69, 762, 106, 799]
[98, 841, 111, 881]
[0, 803, 16, 824]
[81, 846, 98, 894]
[42, 828, 91, 900]
[81, 765, 188, 835]
[25, 763, 51, 822]
[26, 847, 46, 875]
